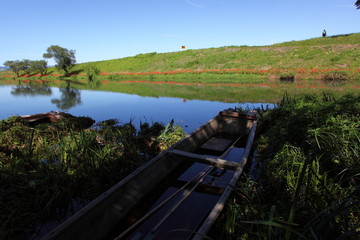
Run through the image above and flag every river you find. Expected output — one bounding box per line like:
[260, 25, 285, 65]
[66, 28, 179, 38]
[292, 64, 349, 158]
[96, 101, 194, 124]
[0, 84, 272, 133]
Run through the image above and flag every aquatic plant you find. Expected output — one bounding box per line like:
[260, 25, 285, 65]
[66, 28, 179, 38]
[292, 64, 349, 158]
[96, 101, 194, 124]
[154, 119, 186, 152]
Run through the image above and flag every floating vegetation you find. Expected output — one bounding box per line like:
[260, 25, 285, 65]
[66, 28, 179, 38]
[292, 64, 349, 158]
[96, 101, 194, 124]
[0, 114, 185, 239]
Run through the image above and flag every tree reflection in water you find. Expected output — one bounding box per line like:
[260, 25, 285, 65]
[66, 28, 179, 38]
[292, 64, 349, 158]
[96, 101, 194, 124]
[51, 80, 82, 110]
[11, 80, 52, 96]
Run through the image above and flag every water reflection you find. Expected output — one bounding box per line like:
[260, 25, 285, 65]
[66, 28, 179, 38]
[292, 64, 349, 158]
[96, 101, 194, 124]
[11, 81, 52, 96]
[1, 83, 273, 133]
[10, 80, 83, 110]
[51, 80, 82, 110]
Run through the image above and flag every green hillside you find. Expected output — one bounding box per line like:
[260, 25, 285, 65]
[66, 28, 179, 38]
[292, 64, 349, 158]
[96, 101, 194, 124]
[73, 33, 360, 73]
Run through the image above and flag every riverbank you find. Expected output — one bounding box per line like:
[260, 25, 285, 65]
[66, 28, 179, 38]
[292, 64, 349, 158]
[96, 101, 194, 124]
[1, 33, 360, 85]
[0, 115, 185, 239]
[1, 74, 359, 104]
[1, 93, 358, 239]
[213, 93, 360, 239]
[67, 33, 360, 75]
[1, 33, 359, 102]
[1, 66, 360, 82]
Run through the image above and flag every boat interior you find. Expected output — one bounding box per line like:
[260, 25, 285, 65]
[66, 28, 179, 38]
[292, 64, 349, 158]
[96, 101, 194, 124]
[41, 111, 257, 240]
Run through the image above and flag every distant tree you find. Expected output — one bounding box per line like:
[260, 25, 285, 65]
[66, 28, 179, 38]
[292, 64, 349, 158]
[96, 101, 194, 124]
[21, 59, 32, 76]
[43, 45, 76, 76]
[356, 0, 360, 9]
[11, 84, 52, 97]
[3, 60, 26, 77]
[30, 60, 48, 76]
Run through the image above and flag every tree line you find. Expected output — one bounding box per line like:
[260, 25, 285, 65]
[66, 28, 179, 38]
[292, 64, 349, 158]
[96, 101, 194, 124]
[3, 45, 76, 77]
[4, 59, 48, 77]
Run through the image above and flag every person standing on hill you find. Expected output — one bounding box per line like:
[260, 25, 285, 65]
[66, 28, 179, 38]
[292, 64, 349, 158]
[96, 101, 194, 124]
[322, 29, 327, 37]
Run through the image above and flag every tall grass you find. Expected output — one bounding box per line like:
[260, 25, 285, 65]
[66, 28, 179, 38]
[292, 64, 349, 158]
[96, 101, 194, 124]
[213, 93, 360, 239]
[0, 115, 185, 239]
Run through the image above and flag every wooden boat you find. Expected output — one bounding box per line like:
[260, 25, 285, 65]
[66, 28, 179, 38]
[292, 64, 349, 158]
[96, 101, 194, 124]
[21, 111, 64, 123]
[41, 110, 257, 240]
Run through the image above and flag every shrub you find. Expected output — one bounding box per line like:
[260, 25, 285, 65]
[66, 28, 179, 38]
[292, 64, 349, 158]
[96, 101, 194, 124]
[322, 71, 349, 85]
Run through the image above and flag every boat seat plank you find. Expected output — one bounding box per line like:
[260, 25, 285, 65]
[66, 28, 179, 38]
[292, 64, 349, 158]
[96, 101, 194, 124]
[199, 137, 233, 152]
[169, 149, 239, 170]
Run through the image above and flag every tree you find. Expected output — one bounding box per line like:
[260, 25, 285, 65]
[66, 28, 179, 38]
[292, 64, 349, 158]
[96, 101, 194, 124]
[3, 60, 26, 77]
[356, 0, 360, 9]
[11, 84, 52, 97]
[21, 59, 32, 76]
[43, 45, 76, 76]
[30, 60, 48, 76]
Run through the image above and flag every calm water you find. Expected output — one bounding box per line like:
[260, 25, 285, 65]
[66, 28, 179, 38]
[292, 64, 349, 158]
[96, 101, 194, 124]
[0, 84, 271, 133]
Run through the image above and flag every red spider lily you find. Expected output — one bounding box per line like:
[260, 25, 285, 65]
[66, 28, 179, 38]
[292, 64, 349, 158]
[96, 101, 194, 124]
[99, 67, 360, 76]
[311, 69, 319, 73]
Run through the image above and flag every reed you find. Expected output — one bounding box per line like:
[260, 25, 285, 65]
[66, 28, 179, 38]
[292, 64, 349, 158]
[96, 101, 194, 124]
[213, 93, 360, 240]
[0, 115, 185, 239]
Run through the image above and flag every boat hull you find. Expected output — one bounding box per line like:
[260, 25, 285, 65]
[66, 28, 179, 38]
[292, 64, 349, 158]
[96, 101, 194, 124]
[41, 111, 257, 240]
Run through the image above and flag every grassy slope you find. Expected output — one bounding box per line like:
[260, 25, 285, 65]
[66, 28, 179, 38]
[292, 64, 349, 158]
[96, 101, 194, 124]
[72, 33, 360, 73]
[0, 33, 358, 102]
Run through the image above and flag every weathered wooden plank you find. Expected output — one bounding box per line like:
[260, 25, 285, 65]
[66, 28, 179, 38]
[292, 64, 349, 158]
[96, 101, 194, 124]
[169, 149, 239, 170]
[199, 137, 233, 152]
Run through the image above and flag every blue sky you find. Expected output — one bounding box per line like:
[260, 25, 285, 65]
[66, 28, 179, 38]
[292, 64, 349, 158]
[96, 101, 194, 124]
[1, 0, 359, 66]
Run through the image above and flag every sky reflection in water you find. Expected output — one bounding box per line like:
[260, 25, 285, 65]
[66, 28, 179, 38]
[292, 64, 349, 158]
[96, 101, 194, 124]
[0, 85, 272, 133]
